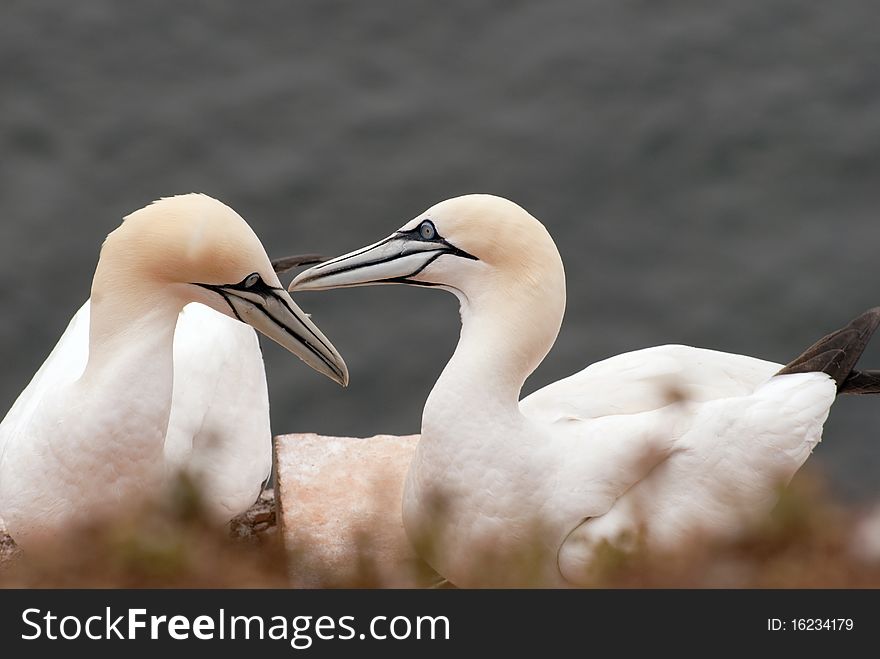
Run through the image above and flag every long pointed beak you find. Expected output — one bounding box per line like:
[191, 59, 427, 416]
[290, 233, 469, 292]
[200, 283, 349, 386]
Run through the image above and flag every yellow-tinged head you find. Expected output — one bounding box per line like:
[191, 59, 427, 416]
[105, 193, 280, 289]
[92, 193, 348, 386]
[290, 194, 566, 379]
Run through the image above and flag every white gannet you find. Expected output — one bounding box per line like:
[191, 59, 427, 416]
[291, 194, 880, 587]
[0, 194, 347, 548]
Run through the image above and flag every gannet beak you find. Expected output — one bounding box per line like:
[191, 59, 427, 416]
[196, 278, 349, 387]
[289, 231, 476, 292]
[270, 252, 326, 275]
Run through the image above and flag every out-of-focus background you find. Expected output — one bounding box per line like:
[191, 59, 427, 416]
[2, 1, 879, 500]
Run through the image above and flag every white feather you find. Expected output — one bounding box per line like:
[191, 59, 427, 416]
[0, 300, 271, 539]
[292, 194, 848, 587]
[0, 195, 346, 548]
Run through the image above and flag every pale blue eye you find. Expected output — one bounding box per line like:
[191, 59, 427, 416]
[244, 273, 260, 288]
[419, 220, 436, 240]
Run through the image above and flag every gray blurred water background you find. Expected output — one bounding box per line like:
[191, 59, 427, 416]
[2, 1, 880, 500]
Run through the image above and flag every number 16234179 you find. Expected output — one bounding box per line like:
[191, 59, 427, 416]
[768, 618, 854, 631]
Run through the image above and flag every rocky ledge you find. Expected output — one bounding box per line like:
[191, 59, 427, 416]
[274, 432, 440, 587]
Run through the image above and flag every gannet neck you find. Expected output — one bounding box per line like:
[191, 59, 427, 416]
[75, 272, 184, 467]
[424, 258, 567, 437]
[85, 283, 183, 376]
[84, 227, 188, 376]
[441, 201, 567, 403]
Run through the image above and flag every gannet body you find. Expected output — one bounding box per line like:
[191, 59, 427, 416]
[292, 194, 880, 587]
[0, 194, 347, 548]
[2, 301, 272, 520]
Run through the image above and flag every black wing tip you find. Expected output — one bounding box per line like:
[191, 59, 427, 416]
[778, 307, 880, 390]
[840, 369, 880, 395]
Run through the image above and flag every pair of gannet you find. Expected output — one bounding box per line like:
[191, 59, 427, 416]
[292, 194, 880, 587]
[0, 194, 347, 548]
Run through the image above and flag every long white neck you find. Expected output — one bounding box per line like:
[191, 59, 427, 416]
[79, 260, 185, 448]
[406, 261, 567, 581]
[422, 272, 566, 438]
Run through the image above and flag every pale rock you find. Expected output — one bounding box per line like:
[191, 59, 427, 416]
[274, 433, 440, 587]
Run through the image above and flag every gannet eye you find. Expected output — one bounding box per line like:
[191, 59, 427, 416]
[243, 273, 260, 288]
[418, 220, 437, 240]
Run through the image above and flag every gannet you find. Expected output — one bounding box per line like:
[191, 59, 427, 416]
[0, 194, 347, 548]
[291, 194, 880, 587]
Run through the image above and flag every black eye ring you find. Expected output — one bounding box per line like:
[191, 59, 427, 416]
[418, 220, 437, 240]
[243, 273, 260, 288]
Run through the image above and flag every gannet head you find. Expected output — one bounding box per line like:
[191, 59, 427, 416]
[94, 193, 348, 386]
[290, 194, 565, 309]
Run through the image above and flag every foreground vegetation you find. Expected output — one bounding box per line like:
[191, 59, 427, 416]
[1, 472, 879, 588]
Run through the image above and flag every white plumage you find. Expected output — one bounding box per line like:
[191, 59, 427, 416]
[1, 301, 272, 523]
[0, 194, 347, 548]
[291, 193, 871, 587]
